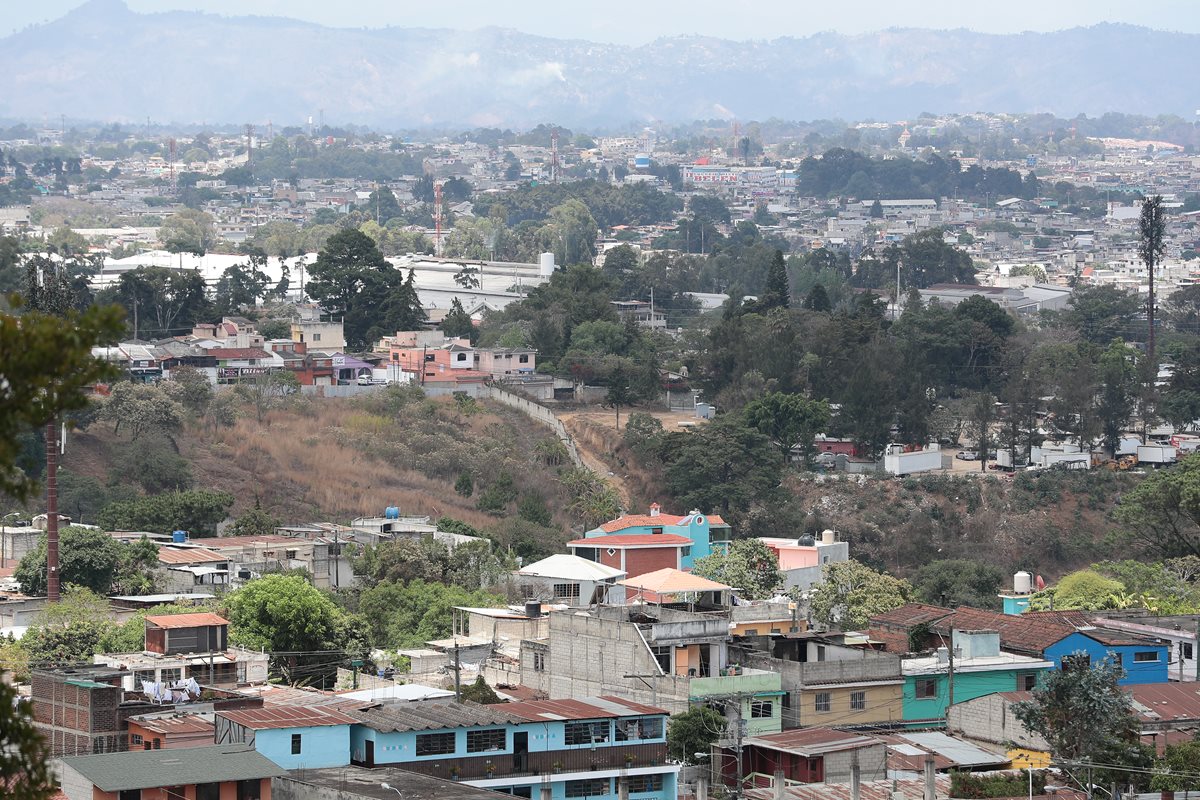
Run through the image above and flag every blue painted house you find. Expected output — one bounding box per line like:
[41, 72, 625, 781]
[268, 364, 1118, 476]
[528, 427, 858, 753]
[567, 503, 727, 575]
[214, 705, 355, 770]
[1042, 630, 1169, 685]
[870, 604, 1170, 687]
[349, 695, 678, 800]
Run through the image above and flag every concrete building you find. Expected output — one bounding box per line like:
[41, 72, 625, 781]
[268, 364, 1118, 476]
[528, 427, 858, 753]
[757, 530, 850, 590]
[59, 743, 283, 800]
[736, 636, 905, 729]
[216, 706, 357, 771]
[291, 319, 346, 351]
[514, 554, 627, 606]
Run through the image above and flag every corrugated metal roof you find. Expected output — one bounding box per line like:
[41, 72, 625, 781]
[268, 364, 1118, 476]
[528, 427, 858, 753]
[217, 706, 356, 729]
[743, 726, 877, 756]
[144, 612, 228, 629]
[156, 548, 228, 565]
[1131, 683, 1200, 721]
[128, 713, 214, 736]
[745, 775, 952, 800]
[60, 744, 283, 791]
[505, 695, 667, 722]
[890, 731, 1008, 768]
[348, 701, 525, 733]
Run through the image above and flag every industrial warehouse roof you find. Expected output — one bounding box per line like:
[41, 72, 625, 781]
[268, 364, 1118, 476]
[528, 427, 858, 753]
[60, 744, 283, 792]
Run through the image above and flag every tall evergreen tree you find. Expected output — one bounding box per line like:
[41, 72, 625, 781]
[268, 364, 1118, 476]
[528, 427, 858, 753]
[761, 249, 790, 310]
[441, 297, 475, 342]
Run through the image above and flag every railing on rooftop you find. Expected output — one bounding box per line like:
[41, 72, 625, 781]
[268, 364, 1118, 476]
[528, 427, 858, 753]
[377, 741, 669, 782]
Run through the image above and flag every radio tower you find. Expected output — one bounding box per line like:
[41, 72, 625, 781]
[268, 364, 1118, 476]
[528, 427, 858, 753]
[550, 128, 560, 184]
[433, 179, 444, 257]
[732, 120, 739, 157]
[168, 138, 177, 190]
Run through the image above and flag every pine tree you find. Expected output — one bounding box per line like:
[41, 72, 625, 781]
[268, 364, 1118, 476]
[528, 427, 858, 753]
[441, 298, 475, 342]
[803, 283, 831, 312]
[762, 249, 790, 310]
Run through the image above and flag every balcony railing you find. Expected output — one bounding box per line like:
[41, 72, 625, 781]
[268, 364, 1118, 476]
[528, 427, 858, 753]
[384, 741, 668, 781]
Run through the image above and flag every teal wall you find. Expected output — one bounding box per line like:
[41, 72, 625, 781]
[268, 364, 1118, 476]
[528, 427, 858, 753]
[256, 724, 350, 769]
[902, 668, 1049, 721]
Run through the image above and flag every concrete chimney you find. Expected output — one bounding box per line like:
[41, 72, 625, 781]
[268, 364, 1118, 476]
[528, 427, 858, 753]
[649, 503, 660, 518]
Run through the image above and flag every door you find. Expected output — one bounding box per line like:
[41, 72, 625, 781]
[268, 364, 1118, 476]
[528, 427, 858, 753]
[513, 731, 528, 773]
[365, 739, 375, 768]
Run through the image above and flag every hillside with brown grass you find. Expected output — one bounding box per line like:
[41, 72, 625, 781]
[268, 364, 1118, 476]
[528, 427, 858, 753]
[59, 388, 587, 554]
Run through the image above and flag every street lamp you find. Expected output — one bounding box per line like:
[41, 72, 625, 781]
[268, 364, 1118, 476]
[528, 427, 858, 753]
[379, 783, 402, 797]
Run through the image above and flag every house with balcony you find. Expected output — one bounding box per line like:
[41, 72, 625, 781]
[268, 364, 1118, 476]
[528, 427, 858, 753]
[514, 554, 627, 606]
[523, 602, 782, 734]
[900, 630, 1054, 724]
[715, 727, 887, 794]
[347, 696, 678, 800]
[93, 612, 270, 691]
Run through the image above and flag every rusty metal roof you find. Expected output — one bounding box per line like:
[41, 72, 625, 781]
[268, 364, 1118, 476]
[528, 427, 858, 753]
[144, 612, 229, 629]
[217, 705, 357, 730]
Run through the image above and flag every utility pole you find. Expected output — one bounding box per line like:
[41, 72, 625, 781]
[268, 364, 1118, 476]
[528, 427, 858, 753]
[946, 626, 955, 713]
[452, 640, 462, 701]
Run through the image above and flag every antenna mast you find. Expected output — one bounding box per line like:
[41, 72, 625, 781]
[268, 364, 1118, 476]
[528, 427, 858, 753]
[551, 128, 560, 184]
[434, 179, 444, 257]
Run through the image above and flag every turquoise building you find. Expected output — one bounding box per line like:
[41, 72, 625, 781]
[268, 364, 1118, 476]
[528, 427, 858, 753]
[350, 695, 678, 800]
[575, 503, 728, 569]
[214, 706, 355, 770]
[901, 630, 1054, 723]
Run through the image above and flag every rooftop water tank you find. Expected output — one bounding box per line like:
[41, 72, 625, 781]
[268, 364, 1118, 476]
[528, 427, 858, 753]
[172, 530, 187, 543]
[797, 534, 815, 547]
[1014, 571, 1033, 594]
[525, 600, 542, 618]
[538, 252, 556, 278]
[385, 506, 400, 520]
[821, 529, 836, 544]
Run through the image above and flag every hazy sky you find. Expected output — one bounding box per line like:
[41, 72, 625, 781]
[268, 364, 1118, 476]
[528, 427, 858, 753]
[12, 0, 1200, 43]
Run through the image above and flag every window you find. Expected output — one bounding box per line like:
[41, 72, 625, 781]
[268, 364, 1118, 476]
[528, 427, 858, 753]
[566, 779, 610, 798]
[1063, 654, 1091, 672]
[130, 733, 143, 745]
[814, 693, 831, 713]
[916, 679, 938, 699]
[133, 670, 155, 685]
[743, 629, 759, 637]
[552, 583, 581, 601]
[651, 527, 663, 535]
[533, 651, 546, 672]
[119, 791, 141, 800]
[152, 739, 161, 750]
[291, 734, 302, 754]
[751, 700, 774, 719]
[564, 720, 610, 746]
[1022, 673, 1038, 691]
[160, 668, 182, 684]
[627, 774, 664, 793]
[236, 779, 262, 800]
[197, 784, 220, 800]
[1185, 643, 1195, 661]
[467, 729, 506, 753]
[415, 732, 457, 756]
[519, 355, 529, 364]
[650, 645, 672, 674]
[312, 333, 321, 342]
[682, 546, 692, 557]
[1135, 651, 1160, 662]
[616, 717, 663, 741]
[850, 691, 866, 711]
[457, 353, 468, 362]
[285, 550, 297, 560]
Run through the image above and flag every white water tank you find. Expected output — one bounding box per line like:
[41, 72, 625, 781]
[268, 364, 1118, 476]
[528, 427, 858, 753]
[538, 252, 556, 277]
[1014, 571, 1033, 594]
[821, 529, 836, 544]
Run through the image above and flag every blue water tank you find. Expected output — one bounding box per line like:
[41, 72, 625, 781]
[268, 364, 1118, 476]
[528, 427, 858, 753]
[385, 506, 400, 520]
[172, 530, 187, 543]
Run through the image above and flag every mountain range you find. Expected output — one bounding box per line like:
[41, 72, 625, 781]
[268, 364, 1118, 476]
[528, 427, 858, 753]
[2, 0, 1198, 130]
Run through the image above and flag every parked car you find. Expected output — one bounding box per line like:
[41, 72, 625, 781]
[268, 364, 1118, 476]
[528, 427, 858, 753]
[955, 451, 978, 461]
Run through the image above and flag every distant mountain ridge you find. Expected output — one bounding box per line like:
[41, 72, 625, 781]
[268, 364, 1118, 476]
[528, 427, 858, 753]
[2, 0, 1197, 129]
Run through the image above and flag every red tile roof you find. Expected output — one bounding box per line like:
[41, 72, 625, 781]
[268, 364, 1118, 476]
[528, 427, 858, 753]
[600, 514, 686, 532]
[217, 705, 357, 729]
[567, 534, 692, 548]
[869, 603, 956, 629]
[504, 695, 667, 722]
[144, 612, 229, 629]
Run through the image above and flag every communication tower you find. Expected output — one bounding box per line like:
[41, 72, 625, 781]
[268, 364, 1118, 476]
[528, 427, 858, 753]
[434, 179, 445, 257]
[550, 128, 560, 184]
